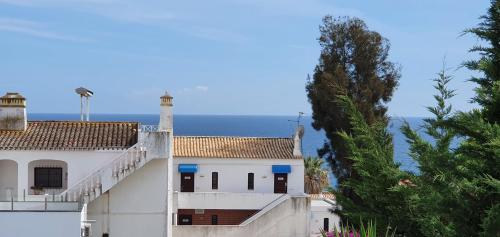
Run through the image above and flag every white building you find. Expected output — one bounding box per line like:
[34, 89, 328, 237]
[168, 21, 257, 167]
[309, 193, 340, 236]
[0, 92, 338, 237]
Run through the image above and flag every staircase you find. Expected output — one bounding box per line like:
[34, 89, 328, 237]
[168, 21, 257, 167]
[60, 142, 149, 207]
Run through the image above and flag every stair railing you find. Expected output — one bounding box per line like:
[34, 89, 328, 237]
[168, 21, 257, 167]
[60, 143, 146, 203]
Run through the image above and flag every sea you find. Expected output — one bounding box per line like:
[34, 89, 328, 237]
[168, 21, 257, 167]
[29, 114, 425, 185]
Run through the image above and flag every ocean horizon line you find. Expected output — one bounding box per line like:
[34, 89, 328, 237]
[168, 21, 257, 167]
[28, 112, 428, 119]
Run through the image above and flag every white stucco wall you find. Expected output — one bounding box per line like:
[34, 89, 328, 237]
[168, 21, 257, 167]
[0, 211, 80, 237]
[175, 192, 282, 210]
[310, 199, 340, 236]
[0, 144, 306, 237]
[0, 159, 18, 201]
[88, 159, 169, 237]
[0, 149, 304, 199]
[173, 196, 310, 237]
[0, 150, 123, 199]
[173, 158, 304, 195]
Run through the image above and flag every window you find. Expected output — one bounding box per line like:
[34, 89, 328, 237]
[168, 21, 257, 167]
[211, 215, 218, 225]
[323, 218, 329, 232]
[178, 215, 192, 225]
[34, 167, 63, 188]
[248, 173, 254, 190]
[212, 172, 218, 190]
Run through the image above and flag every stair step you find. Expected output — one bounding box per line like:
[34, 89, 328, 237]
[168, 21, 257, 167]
[59, 144, 149, 207]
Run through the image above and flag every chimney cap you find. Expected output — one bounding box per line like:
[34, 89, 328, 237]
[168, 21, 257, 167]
[160, 91, 173, 99]
[160, 91, 173, 106]
[75, 87, 93, 97]
[1, 92, 25, 99]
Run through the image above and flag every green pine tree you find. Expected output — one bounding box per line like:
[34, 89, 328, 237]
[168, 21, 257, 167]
[403, 66, 500, 236]
[463, 0, 500, 123]
[401, 66, 461, 237]
[332, 94, 419, 236]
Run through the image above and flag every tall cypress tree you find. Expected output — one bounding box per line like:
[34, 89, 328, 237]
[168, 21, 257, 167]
[464, 0, 500, 123]
[306, 16, 400, 199]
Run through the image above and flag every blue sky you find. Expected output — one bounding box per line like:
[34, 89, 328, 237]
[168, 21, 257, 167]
[0, 0, 491, 116]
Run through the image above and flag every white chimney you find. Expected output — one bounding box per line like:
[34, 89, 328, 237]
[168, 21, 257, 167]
[293, 125, 304, 157]
[0, 92, 27, 131]
[159, 91, 173, 132]
[159, 91, 174, 237]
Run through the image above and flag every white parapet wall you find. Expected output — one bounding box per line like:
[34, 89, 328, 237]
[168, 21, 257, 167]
[0, 201, 78, 211]
[0, 211, 80, 237]
[173, 196, 310, 237]
[175, 192, 283, 210]
[88, 158, 169, 237]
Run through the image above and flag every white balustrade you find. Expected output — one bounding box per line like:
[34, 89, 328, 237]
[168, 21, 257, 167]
[59, 143, 147, 209]
[140, 125, 159, 132]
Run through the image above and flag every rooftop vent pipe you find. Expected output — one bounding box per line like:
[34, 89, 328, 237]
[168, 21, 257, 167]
[75, 87, 93, 121]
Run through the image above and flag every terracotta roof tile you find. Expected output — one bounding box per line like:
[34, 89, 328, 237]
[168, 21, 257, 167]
[0, 122, 298, 159]
[173, 136, 298, 159]
[0, 121, 138, 150]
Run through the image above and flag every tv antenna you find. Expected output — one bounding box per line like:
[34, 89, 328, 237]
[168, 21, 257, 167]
[75, 87, 93, 121]
[288, 112, 305, 128]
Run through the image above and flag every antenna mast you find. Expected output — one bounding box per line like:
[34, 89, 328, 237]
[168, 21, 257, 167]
[288, 112, 305, 129]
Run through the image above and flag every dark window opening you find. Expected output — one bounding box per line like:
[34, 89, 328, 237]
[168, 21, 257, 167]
[323, 218, 329, 232]
[34, 167, 63, 188]
[211, 215, 218, 225]
[212, 172, 218, 190]
[248, 173, 254, 190]
[178, 215, 192, 225]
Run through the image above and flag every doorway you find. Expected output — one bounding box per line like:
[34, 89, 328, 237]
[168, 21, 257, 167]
[180, 173, 194, 192]
[273, 173, 287, 193]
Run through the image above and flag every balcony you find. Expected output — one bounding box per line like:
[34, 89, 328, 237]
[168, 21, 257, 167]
[0, 200, 79, 211]
[174, 191, 283, 210]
